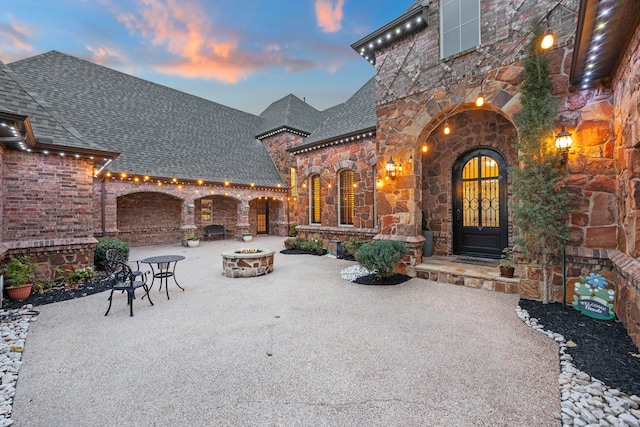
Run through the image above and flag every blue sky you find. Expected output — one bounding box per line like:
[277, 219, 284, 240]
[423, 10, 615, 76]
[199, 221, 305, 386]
[0, 0, 411, 115]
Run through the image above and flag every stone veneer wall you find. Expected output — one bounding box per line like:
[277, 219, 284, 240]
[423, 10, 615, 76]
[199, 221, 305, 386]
[421, 109, 518, 255]
[293, 137, 377, 230]
[1, 150, 98, 278]
[608, 22, 640, 348]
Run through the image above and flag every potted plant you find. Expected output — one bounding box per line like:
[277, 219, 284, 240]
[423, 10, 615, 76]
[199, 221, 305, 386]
[499, 247, 515, 278]
[2, 255, 37, 301]
[422, 211, 434, 257]
[242, 232, 253, 242]
[186, 235, 200, 248]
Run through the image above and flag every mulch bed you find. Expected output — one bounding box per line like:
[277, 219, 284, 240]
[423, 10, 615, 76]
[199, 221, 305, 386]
[279, 249, 326, 256]
[3, 276, 111, 310]
[519, 298, 640, 396]
[354, 273, 412, 286]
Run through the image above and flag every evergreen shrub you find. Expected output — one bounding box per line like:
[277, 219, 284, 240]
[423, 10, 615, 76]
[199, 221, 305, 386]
[94, 237, 130, 271]
[356, 240, 406, 278]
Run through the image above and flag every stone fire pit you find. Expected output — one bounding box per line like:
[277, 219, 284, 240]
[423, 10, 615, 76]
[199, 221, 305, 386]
[221, 249, 275, 278]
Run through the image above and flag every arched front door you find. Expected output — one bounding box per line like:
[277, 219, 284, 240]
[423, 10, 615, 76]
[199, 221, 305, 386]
[452, 148, 508, 258]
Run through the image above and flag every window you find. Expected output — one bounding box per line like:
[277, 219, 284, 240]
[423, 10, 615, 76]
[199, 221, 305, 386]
[290, 167, 297, 197]
[201, 199, 212, 222]
[309, 174, 321, 224]
[440, 0, 480, 58]
[339, 170, 354, 226]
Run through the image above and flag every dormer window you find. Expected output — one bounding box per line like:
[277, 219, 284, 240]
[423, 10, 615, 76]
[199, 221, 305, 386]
[440, 0, 480, 58]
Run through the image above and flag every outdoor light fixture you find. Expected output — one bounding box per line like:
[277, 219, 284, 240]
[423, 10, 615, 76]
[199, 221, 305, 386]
[443, 115, 451, 136]
[385, 157, 397, 180]
[555, 125, 573, 161]
[541, 26, 554, 50]
[476, 82, 485, 107]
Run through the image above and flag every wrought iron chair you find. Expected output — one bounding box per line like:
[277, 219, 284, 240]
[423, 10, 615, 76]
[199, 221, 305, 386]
[104, 259, 153, 317]
[105, 249, 143, 278]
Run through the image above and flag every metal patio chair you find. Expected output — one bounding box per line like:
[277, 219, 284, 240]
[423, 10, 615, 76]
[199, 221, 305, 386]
[104, 258, 153, 317]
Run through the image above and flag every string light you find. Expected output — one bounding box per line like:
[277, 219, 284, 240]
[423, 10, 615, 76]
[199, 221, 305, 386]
[443, 114, 451, 135]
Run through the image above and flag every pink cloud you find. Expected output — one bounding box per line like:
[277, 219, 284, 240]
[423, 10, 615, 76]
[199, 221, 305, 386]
[86, 45, 128, 66]
[117, 0, 315, 83]
[0, 17, 34, 62]
[315, 0, 344, 33]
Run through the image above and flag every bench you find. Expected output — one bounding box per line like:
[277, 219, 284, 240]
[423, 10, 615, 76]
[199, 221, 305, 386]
[204, 224, 228, 240]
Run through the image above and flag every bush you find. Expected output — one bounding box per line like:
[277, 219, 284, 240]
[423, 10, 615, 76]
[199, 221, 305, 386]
[355, 240, 407, 278]
[55, 266, 97, 287]
[284, 235, 325, 255]
[288, 223, 298, 237]
[341, 238, 369, 256]
[94, 237, 130, 271]
[284, 237, 300, 250]
[298, 234, 324, 255]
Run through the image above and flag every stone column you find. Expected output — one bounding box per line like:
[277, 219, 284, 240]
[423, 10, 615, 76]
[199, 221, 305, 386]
[236, 199, 250, 238]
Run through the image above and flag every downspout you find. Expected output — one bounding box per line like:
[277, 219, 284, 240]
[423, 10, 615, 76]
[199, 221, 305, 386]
[101, 177, 106, 235]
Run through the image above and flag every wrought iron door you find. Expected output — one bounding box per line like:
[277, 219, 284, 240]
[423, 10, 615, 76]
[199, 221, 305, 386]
[256, 200, 268, 234]
[452, 148, 507, 257]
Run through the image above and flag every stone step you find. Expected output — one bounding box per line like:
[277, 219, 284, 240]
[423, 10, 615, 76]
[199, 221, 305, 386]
[414, 256, 521, 294]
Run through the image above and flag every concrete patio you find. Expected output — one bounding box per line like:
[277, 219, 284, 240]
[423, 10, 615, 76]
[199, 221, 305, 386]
[12, 236, 559, 426]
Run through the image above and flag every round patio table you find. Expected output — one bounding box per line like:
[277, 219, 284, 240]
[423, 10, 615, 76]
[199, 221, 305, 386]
[140, 255, 185, 300]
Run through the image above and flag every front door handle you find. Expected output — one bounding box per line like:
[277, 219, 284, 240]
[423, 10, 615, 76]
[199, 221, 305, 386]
[456, 209, 461, 223]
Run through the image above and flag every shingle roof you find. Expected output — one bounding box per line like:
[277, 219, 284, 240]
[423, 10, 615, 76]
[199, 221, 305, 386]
[298, 78, 376, 147]
[8, 51, 284, 186]
[257, 94, 325, 137]
[0, 60, 110, 152]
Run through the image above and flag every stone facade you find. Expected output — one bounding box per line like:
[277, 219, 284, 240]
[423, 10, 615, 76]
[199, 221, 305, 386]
[608, 22, 640, 347]
[291, 136, 378, 234]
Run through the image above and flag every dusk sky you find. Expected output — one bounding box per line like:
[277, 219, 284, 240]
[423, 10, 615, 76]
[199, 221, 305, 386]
[0, 0, 411, 115]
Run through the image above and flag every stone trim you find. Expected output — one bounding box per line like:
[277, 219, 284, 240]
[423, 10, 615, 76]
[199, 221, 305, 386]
[335, 160, 356, 172]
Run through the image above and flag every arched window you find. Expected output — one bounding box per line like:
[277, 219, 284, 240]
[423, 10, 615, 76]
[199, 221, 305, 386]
[309, 174, 321, 224]
[339, 170, 354, 226]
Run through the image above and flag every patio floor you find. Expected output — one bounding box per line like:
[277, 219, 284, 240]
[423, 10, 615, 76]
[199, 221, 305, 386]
[12, 236, 559, 426]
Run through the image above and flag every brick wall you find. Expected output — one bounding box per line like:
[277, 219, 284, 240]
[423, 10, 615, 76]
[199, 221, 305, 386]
[3, 151, 95, 240]
[0, 150, 97, 278]
[116, 192, 182, 246]
[94, 178, 289, 245]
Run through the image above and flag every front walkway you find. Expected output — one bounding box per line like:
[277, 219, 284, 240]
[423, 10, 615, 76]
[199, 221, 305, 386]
[12, 236, 559, 426]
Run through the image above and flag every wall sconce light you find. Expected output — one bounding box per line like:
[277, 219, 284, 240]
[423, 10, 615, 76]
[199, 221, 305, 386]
[555, 125, 573, 162]
[187, 202, 195, 214]
[385, 157, 397, 180]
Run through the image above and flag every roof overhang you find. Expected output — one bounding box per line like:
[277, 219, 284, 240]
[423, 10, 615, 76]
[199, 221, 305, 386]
[0, 110, 119, 166]
[351, 3, 428, 66]
[570, 0, 640, 87]
[288, 127, 376, 155]
[256, 126, 310, 141]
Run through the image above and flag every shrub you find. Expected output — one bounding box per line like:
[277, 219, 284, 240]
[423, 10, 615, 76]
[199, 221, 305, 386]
[94, 237, 130, 271]
[355, 240, 407, 278]
[288, 223, 298, 237]
[299, 234, 325, 255]
[341, 238, 369, 256]
[55, 266, 97, 287]
[284, 237, 300, 250]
